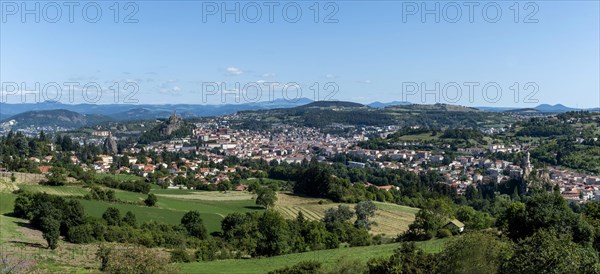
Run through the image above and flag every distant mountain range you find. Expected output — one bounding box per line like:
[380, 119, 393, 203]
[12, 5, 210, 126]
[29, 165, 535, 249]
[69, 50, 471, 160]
[0, 98, 314, 120]
[367, 101, 411, 108]
[1, 101, 598, 129]
[476, 104, 599, 113]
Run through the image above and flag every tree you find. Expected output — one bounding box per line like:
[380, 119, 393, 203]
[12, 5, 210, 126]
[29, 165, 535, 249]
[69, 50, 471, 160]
[218, 181, 232, 192]
[367, 243, 440, 273]
[403, 209, 445, 241]
[257, 211, 290, 256]
[45, 167, 67, 186]
[122, 211, 137, 227]
[323, 205, 354, 230]
[106, 190, 116, 202]
[256, 187, 277, 209]
[582, 201, 600, 252]
[13, 192, 33, 218]
[293, 162, 333, 198]
[501, 230, 600, 274]
[96, 245, 178, 273]
[456, 206, 493, 230]
[67, 224, 95, 244]
[174, 175, 187, 186]
[41, 217, 60, 249]
[354, 200, 377, 230]
[181, 211, 208, 239]
[61, 200, 86, 234]
[144, 193, 158, 207]
[497, 192, 594, 244]
[221, 212, 260, 255]
[441, 232, 513, 274]
[102, 207, 121, 226]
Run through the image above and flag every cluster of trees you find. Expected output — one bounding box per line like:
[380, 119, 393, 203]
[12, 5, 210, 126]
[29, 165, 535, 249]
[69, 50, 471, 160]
[219, 207, 372, 258]
[12, 190, 379, 262]
[269, 159, 455, 207]
[232, 104, 507, 130]
[88, 175, 150, 194]
[44, 167, 68, 186]
[440, 128, 484, 142]
[531, 138, 600, 174]
[0, 131, 54, 173]
[13, 191, 85, 249]
[281, 194, 600, 274]
[84, 186, 116, 202]
[13, 191, 206, 249]
[96, 244, 177, 273]
[394, 194, 600, 273]
[0, 131, 52, 159]
[234, 107, 395, 129]
[516, 118, 574, 137]
[368, 229, 600, 273]
[496, 192, 595, 245]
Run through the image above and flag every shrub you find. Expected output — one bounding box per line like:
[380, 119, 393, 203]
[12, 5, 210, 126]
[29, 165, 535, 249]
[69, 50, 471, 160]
[437, 228, 452, 238]
[102, 207, 122, 226]
[144, 194, 158, 207]
[96, 244, 178, 274]
[122, 211, 137, 227]
[170, 248, 194, 263]
[181, 211, 208, 240]
[67, 224, 95, 244]
[41, 217, 60, 249]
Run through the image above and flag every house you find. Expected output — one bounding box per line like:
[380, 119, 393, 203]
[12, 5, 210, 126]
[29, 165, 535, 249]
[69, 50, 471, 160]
[92, 130, 111, 137]
[235, 184, 249, 191]
[376, 185, 398, 191]
[38, 166, 52, 174]
[97, 155, 113, 164]
[348, 161, 366, 168]
[445, 219, 465, 233]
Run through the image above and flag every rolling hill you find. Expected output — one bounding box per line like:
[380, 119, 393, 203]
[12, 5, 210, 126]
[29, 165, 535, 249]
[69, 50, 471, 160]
[1, 109, 113, 129]
[368, 101, 411, 108]
[229, 102, 512, 130]
[0, 98, 315, 119]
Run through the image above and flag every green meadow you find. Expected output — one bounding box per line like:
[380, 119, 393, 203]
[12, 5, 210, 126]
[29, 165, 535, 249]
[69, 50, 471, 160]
[178, 238, 448, 273]
[18, 184, 89, 196]
[4, 184, 263, 233]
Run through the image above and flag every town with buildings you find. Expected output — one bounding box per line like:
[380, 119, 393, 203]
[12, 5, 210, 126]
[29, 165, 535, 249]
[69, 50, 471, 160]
[20, 111, 598, 205]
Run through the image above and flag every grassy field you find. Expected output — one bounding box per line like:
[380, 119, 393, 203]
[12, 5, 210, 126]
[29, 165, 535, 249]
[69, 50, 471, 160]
[18, 184, 89, 196]
[0, 173, 426, 272]
[0, 193, 19, 245]
[0, 192, 101, 273]
[80, 192, 262, 233]
[0, 178, 19, 193]
[0, 174, 264, 233]
[275, 193, 418, 236]
[5, 183, 262, 233]
[153, 189, 256, 201]
[178, 238, 447, 274]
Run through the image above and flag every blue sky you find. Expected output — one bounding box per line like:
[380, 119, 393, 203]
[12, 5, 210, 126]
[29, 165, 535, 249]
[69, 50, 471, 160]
[1, 1, 599, 107]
